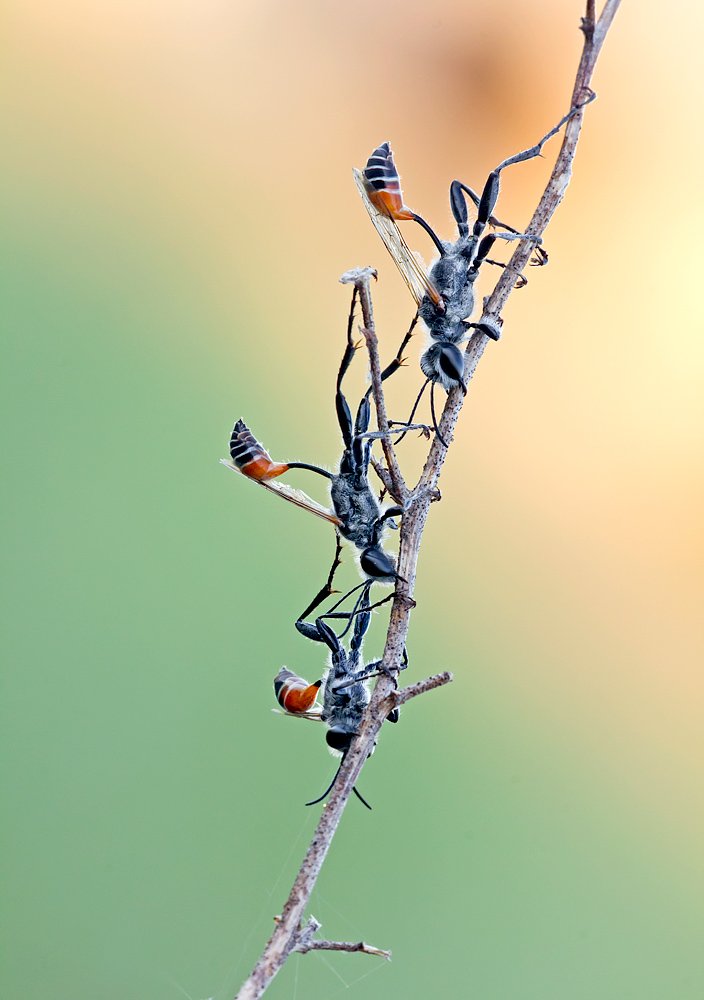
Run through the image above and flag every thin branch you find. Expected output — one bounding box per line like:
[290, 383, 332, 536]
[393, 671, 454, 709]
[294, 916, 391, 961]
[233, 6, 620, 997]
[370, 457, 395, 495]
[584, 0, 597, 41]
[233, 553, 440, 1000]
[341, 267, 408, 502]
[420, 0, 621, 490]
[298, 939, 392, 960]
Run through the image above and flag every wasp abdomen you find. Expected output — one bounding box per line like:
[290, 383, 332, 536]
[230, 419, 289, 481]
[274, 667, 321, 714]
[362, 142, 414, 222]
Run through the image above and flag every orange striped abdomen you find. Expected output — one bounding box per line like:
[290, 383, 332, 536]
[230, 419, 289, 481]
[274, 667, 321, 714]
[362, 142, 414, 221]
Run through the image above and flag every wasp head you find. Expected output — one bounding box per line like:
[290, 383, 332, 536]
[438, 343, 466, 385]
[360, 545, 396, 580]
[326, 728, 355, 753]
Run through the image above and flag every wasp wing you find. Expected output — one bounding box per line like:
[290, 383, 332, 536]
[220, 458, 342, 527]
[353, 167, 442, 309]
[271, 708, 324, 721]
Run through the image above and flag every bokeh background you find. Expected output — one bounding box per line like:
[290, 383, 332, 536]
[3, 2, 703, 998]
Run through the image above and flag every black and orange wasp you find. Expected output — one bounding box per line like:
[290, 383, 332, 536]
[273, 592, 399, 809]
[354, 96, 595, 445]
[222, 285, 425, 631]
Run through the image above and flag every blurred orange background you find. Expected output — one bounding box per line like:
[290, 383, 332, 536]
[3, 2, 703, 998]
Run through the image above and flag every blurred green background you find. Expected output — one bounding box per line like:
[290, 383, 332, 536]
[3, 2, 703, 998]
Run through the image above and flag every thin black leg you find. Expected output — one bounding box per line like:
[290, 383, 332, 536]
[357, 424, 431, 442]
[430, 380, 449, 448]
[296, 534, 344, 623]
[451, 180, 520, 235]
[473, 93, 597, 246]
[360, 311, 419, 417]
[335, 286, 360, 449]
[392, 376, 432, 445]
[376, 505, 404, 527]
[320, 589, 396, 626]
[483, 259, 529, 287]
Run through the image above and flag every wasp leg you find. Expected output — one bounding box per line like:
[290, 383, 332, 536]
[336, 285, 362, 456]
[356, 423, 431, 442]
[377, 504, 404, 527]
[466, 319, 503, 342]
[371, 313, 432, 448]
[371, 503, 404, 537]
[295, 534, 344, 628]
[320, 589, 397, 634]
[352, 312, 423, 456]
[430, 380, 451, 448]
[470, 92, 596, 254]
[493, 91, 595, 177]
[337, 650, 409, 691]
[351, 391, 372, 473]
[483, 259, 529, 287]
[296, 580, 372, 642]
[334, 285, 376, 475]
[326, 581, 377, 639]
[451, 179, 525, 239]
[450, 181, 546, 269]
[391, 377, 433, 445]
[467, 232, 542, 288]
[372, 311, 420, 389]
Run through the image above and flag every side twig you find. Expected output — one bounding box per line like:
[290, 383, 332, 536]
[393, 671, 454, 709]
[295, 917, 391, 961]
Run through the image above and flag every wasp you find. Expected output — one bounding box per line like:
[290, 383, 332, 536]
[273, 593, 399, 809]
[222, 286, 421, 628]
[354, 98, 594, 445]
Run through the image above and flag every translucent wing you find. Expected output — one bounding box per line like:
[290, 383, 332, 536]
[353, 167, 443, 309]
[271, 708, 324, 721]
[220, 458, 342, 526]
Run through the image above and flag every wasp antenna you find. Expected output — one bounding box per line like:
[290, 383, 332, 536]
[394, 376, 431, 445]
[305, 756, 372, 810]
[305, 758, 345, 807]
[351, 784, 373, 810]
[430, 381, 449, 448]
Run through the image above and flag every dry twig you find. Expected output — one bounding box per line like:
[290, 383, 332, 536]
[233, 5, 620, 997]
[341, 267, 409, 503]
[294, 917, 392, 961]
